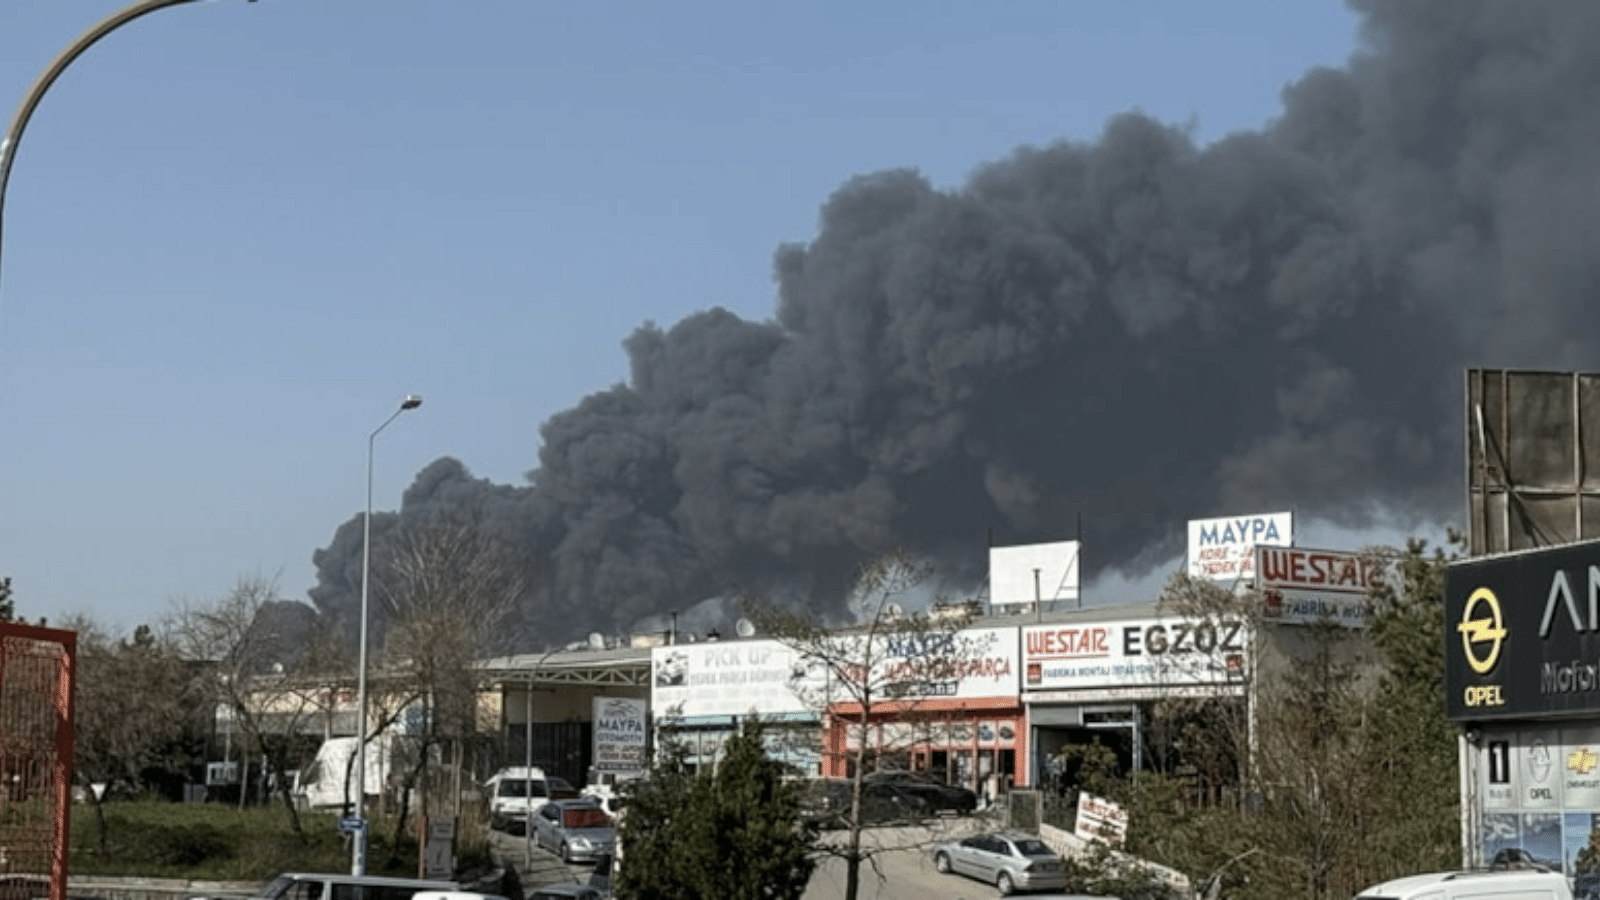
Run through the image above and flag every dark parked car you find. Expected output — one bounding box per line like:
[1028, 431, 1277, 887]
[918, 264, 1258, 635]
[864, 771, 978, 814]
[799, 777, 931, 829]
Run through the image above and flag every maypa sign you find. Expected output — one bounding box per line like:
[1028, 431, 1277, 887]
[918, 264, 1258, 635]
[592, 697, 647, 773]
[864, 626, 1020, 700]
[1188, 511, 1292, 582]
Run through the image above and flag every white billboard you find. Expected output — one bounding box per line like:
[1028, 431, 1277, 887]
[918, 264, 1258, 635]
[1022, 617, 1249, 691]
[1187, 511, 1293, 582]
[1254, 545, 1394, 627]
[651, 639, 813, 719]
[990, 541, 1080, 608]
[592, 696, 648, 773]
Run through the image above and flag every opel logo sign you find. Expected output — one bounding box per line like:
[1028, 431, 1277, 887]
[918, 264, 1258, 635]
[1458, 587, 1506, 675]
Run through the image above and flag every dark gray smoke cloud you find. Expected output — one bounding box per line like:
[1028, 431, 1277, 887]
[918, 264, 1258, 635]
[311, 0, 1600, 646]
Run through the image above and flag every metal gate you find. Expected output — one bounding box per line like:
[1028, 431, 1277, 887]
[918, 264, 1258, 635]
[0, 622, 76, 900]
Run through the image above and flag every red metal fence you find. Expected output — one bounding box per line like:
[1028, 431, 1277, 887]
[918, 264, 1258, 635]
[0, 622, 75, 900]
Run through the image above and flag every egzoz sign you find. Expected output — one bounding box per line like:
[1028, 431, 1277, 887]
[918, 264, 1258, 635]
[1446, 539, 1600, 721]
[1022, 617, 1249, 691]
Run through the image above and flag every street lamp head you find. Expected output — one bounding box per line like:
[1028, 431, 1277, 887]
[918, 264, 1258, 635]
[400, 395, 422, 410]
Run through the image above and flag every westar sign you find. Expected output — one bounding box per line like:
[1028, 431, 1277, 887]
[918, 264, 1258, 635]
[1445, 539, 1600, 721]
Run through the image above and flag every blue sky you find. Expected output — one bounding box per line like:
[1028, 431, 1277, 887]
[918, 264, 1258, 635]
[0, 0, 1367, 630]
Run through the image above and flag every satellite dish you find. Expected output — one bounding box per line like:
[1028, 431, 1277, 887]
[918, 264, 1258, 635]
[588, 632, 606, 650]
[885, 602, 904, 620]
[735, 617, 756, 638]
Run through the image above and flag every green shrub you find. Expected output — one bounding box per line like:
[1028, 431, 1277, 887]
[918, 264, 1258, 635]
[69, 800, 441, 881]
[146, 823, 233, 867]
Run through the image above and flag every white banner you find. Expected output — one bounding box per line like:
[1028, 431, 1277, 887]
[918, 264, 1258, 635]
[1074, 792, 1127, 846]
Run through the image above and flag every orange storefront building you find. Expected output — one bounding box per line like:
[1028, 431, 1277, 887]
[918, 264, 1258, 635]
[818, 626, 1023, 800]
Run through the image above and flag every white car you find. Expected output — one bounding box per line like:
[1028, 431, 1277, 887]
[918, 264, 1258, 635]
[484, 766, 579, 833]
[1355, 867, 1572, 900]
[931, 832, 1069, 896]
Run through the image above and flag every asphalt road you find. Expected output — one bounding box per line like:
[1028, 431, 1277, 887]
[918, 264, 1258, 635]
[489, 826, 599, 893]
[802, 820, 1115, 900]
[492, 815, 1117, 900]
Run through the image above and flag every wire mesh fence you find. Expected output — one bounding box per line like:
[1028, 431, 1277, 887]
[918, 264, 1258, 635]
[0, 622, 75, 900]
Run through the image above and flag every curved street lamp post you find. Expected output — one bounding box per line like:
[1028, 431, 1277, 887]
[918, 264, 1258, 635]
[353, 394, 422, 875]
[0, 0, 235, 302]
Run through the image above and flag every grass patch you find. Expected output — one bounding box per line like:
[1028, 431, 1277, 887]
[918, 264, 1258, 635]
[69, 800, 496, 884]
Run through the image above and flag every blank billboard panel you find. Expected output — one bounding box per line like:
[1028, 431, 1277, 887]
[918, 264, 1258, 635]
[1466, 369, 1600, 555]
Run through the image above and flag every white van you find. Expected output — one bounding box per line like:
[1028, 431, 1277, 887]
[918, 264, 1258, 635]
[484, 766, 579, 833]
[1355, 868, 1573, 900]
[245, 872, 457, 900]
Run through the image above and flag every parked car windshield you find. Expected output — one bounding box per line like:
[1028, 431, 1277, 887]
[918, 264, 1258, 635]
[497, 779, 547, 798]
[562, 807, 611, 828]
[1012, 838, 1052, 856]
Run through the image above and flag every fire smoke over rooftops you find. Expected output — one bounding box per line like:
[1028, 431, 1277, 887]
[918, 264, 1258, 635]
[310, 1, 1600, 647]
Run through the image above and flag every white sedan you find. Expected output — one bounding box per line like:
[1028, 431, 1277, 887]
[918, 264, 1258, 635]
[931, 832, 1069, 895]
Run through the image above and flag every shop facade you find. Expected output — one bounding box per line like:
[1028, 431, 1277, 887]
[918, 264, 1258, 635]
[650, 637, 822, 774]
[820, 625, 1023, 800]
[1446, 538, 1600, 884]
[1018, 602, 1250, 792]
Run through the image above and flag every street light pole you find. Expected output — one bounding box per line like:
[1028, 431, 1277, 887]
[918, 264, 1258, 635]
[352, 394, 422, 876]
[0, 0, 230, 303]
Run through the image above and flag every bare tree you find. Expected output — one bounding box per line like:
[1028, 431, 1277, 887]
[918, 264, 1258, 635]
[368, 513, 533, 861]
[1140, 550, 1404, 900]
[170, 574, 342, 841]
[65, 615, 199, 854]
[747, 551, 983, 900]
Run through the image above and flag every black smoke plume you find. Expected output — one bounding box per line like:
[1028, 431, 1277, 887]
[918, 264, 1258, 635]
[311, 1, 1600, 647]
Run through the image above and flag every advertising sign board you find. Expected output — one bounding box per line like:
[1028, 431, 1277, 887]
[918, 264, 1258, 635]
[1469, 722, 1600, 877]
[1255, 545, 1394, 627]
[990, 541, 1080, 608]
[860, 626, 1020, 700]
[1074, 792, 1128, 846]
[651, 639, 813, 719]
[591, 696, 647, 773]
[1445, 539, 1600, 721]
[1187, 511, 1293, 582]
[1021, 617, 1249, 691]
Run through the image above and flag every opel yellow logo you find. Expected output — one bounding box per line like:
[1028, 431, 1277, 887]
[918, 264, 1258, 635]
[1458, 586, 1506, 675]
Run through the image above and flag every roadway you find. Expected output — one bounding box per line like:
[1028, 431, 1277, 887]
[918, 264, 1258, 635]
[494, 815, 1116, 900]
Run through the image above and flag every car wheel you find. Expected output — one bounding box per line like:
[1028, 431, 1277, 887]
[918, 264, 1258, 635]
[934, 852, 951, 874]
[560, 842, 572, 864]
[996, 871, 1015, 896]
